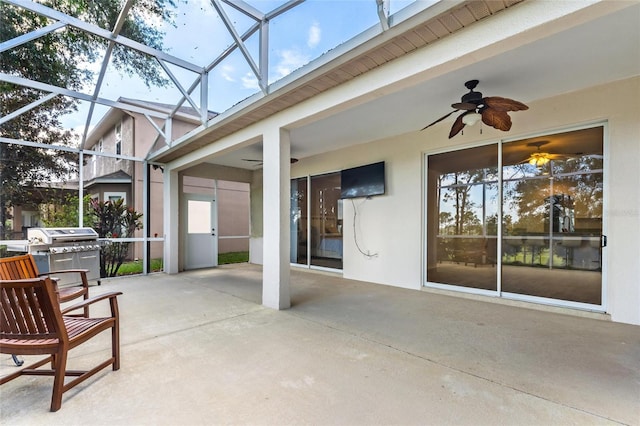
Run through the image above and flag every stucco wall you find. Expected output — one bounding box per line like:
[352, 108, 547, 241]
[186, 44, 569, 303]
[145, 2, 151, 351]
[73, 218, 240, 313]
[279, 77, 639, 325]
[218, 180, 250, 253]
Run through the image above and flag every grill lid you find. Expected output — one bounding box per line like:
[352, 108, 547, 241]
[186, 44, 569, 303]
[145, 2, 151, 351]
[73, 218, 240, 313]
[27, 227, 99, 245]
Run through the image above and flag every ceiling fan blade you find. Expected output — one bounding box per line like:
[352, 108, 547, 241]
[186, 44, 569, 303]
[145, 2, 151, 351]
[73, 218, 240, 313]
[548, 153, 573, 160]
[243, 158, 299, 164]
[481, 108, 512, 131]
[448, 111, 468, 138]
[483, 97, 528, 112]
[451, 102, 477, 111]
[421, 110, 457, 131]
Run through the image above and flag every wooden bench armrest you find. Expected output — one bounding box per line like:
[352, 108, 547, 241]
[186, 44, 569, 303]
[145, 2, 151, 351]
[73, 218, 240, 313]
[0, 277, 47, 285]
[61, 292, 122, 316]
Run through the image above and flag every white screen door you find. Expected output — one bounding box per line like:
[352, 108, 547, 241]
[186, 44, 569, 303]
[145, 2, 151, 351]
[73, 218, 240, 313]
[184, 195, 218, 269]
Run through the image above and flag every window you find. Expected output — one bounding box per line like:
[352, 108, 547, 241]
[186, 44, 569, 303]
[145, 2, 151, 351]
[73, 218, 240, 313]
[104, 192, 126, 205]
[115, 123, 122, 156]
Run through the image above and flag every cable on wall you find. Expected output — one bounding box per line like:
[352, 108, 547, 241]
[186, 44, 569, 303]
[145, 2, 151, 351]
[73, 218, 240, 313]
[351, 198, 378, 258]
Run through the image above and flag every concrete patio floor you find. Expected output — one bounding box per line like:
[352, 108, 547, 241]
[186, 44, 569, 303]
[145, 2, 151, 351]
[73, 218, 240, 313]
[1, 264, 639, 425]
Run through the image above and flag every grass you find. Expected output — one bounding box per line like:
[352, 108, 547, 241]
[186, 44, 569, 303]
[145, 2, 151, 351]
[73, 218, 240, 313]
[116, 258, 164, 276]
[219, 251, 249, 265]
[115, 251, 249, 276]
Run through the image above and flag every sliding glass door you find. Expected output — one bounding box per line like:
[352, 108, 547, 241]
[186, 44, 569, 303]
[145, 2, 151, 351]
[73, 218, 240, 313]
[426, 126, 604, 308]
[501, 127, 603, 305]
[291, 172, 343, 270]
[426, 144, 499, 292]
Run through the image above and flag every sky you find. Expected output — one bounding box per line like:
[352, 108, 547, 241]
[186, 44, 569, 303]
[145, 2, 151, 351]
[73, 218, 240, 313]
[60, 0, 420, 137]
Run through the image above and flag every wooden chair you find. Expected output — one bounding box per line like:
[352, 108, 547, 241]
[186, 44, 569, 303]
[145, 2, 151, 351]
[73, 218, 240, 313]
[0, 276, 122, 412]
[0, 254, 91, 317]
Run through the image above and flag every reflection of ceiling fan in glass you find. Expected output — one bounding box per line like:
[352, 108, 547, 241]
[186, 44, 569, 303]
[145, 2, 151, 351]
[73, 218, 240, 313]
[522, 141, 602, 167]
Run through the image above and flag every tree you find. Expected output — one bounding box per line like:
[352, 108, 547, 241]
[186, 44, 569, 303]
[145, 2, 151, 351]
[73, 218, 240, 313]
[89, 198, 142, 277]
[41, 194, 93, 227]
[0, 0, 176, 238]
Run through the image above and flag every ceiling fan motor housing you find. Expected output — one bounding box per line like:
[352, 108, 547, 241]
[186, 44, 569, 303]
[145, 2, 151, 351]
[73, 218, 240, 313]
[461, 79, 482, 105]
[461, 90, 483, 104]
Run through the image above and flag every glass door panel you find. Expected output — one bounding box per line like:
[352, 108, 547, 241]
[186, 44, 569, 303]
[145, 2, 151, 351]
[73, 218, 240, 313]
[310, 173, 342, 269]
[427, 144, 498, 291]
[291, 173, 343, 270]
[290, 177, 308, 265]
[501, 127, 603, 305]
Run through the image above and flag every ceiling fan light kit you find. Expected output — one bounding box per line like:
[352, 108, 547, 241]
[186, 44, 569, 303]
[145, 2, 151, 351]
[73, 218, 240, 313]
[422, 80, 528, 138]
[461, 112, 482, 126]
[528, 153, 551, 167]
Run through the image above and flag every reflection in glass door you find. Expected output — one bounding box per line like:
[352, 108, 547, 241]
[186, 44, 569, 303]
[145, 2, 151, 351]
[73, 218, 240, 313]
[291, 177, 308, 265]
[426, 144, 499, 292]
[501, 127, 603, 305]
[426, 126, 605, 308]
[291, 173, 343, 270]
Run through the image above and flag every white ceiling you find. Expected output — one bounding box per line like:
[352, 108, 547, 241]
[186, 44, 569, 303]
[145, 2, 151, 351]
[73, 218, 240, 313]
[205, 3, 640, 170]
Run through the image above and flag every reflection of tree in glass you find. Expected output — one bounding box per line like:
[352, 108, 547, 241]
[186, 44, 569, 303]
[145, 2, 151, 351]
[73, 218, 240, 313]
[555, 157, 603, 220]
[439, 211, 454, 234]
[508, 178, 549, 234]
[505, 157, 602, 234]
[438, 169, 490, 235]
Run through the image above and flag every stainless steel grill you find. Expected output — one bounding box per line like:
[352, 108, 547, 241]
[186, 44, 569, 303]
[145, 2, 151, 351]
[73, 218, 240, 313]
[27, 227, 101, 286]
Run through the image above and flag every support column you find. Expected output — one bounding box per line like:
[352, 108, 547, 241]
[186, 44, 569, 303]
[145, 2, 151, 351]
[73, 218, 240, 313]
[164, 168, 180, 274]
[262, 127, 291, 309]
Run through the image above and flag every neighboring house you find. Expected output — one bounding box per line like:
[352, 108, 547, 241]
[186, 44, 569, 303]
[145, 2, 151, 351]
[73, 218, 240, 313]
[149, 2, 640, 326]
[85, 98, 250, 260]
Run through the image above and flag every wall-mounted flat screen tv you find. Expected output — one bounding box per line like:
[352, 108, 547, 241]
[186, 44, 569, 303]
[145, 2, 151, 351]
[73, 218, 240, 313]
[340, 161, 385, 199]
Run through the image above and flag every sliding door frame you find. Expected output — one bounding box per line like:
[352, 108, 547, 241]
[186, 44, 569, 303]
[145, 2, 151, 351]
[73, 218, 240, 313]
[423, 121, 608, 312]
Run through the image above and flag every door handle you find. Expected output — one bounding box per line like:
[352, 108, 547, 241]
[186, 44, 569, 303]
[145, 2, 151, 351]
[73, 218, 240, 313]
[600, 235, 607, 247]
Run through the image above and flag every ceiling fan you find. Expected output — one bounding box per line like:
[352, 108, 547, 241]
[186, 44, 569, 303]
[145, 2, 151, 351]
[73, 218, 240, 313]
[422, 80, 529, 138]
[242, 157, 299, 167]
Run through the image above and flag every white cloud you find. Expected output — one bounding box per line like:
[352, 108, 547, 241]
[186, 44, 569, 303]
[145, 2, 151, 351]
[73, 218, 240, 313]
[241, 72, 259, 90]
[275, 49, 311, 79]
[308, 21, 321, 48]
[220, 64, 236, 82]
